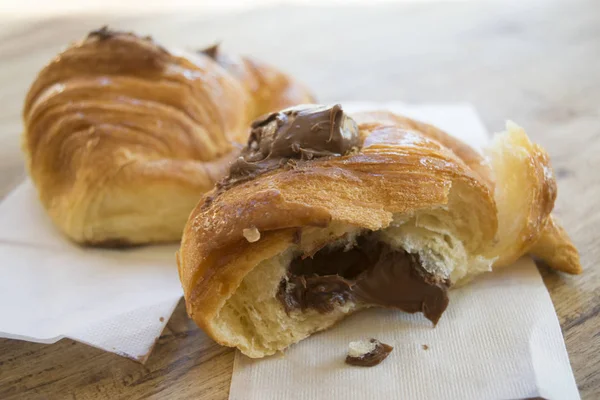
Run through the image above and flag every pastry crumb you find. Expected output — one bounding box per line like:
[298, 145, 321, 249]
[348, 339, 377, 358]
[345, 338, 393, 367]
[243, 227, 261, 243]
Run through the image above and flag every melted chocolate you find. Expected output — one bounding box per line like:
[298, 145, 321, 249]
[352, 247, 450, 324]
[277, 237, 450, 325]
[277, 275, 354, 314]
[222, 104, 359, 188]
[345, 339, 394, 367]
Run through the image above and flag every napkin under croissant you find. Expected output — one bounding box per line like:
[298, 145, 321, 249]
[177, 104, 581, 358]
[22, 27, 313, 245]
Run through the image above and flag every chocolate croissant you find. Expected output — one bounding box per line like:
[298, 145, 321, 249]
[177, 104, 581, 358]
[22, 27, 313, 245]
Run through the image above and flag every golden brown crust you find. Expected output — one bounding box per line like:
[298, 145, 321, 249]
[178, 117, 497, 333]
[22, 29, 314, 245]
[483, 122, 579, 274]
[530, 216, 582, 274]
[352, 111, 493, 189]
[178, 112, 583, 357]
[355, 115, 581, 276]
[177, 112, 583, 359]
[178, 229, 295, 334]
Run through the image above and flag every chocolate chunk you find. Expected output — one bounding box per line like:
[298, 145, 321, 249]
[87, 26, 115, 40]
[345, 338, 393, 367]
[220, 104, 360, 190]
[276, 235, 450, 324]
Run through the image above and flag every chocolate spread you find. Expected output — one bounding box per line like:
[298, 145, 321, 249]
[222, 104, 359, 188]
[277, 236, 450, 325]
[345, 339, 394, 367]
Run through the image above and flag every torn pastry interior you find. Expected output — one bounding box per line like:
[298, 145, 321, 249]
[178, 103, 581, 358]
[345, 339, 394, 367]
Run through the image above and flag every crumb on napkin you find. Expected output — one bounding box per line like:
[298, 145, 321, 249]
[345, 338, 393, 367]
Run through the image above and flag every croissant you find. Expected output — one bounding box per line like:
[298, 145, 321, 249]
[22, 27, 314, 245]
[177, 104, 581, 358]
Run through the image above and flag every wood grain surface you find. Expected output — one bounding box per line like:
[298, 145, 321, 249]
[0, 1, 599, 399]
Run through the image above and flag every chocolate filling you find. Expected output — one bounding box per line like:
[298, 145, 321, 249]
[203, 104, 359, 209]
[223, 104, 359, 189]
[276, 235, 450, 325]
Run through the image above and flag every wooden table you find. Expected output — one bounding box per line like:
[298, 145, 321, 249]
[1, 1, 599, 398]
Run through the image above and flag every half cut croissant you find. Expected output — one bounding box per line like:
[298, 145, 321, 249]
[177, 104, 581, 358]
[22, 27, 313, 245]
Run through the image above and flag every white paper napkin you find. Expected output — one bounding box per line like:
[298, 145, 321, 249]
[0, 181, 183, 362]
[229, 103, 580, 400]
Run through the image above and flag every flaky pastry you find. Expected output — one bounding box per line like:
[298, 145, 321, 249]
[22, 27, 313, 245]
[178, 104, 581, 358]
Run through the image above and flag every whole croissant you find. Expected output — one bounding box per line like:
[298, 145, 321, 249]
[177, 104, 581, 358]
[22, 27, 314, 245]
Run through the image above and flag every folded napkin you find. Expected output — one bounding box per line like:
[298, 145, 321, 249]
[0, 180, 182, 362]
[228, 102, 580, 400]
